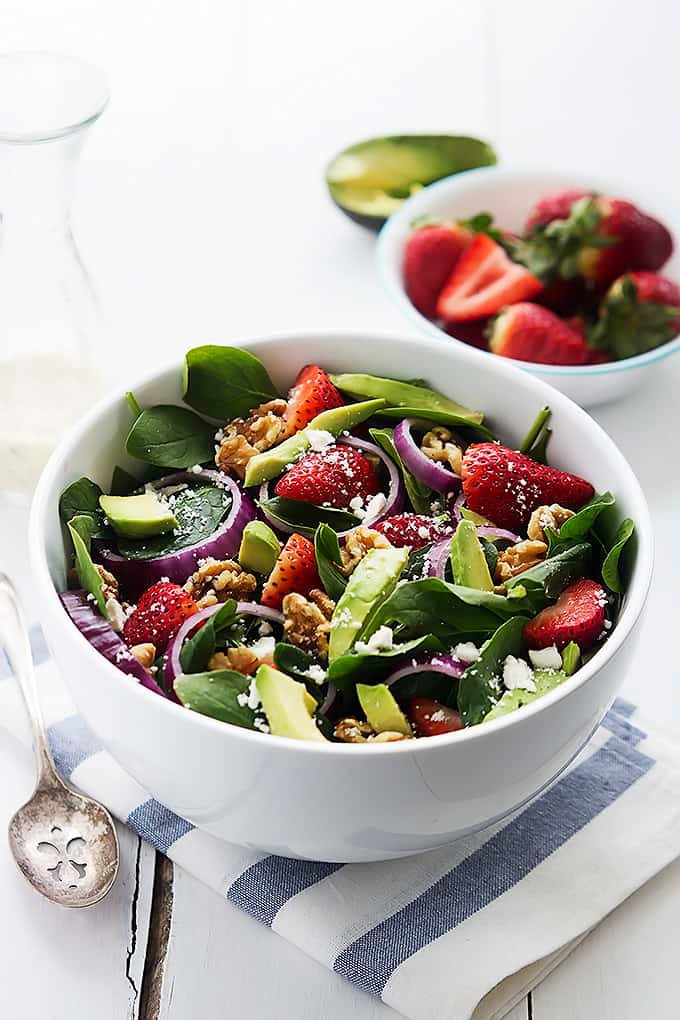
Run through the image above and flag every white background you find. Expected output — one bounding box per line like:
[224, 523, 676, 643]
[1, 1, 680, 1018]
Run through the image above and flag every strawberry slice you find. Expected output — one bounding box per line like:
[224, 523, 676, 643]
[489, 303, 590, 366]
[404, 223, 472, 318]
[462, 443, 594, 532]
[274, 445, 380, 509]
[408, 697, 463, 737]
[524, 578, 608, 651]
[436, 234, 543, 322]
[284, 365, 344, 436]
[373, 513, 452, 549]
[123, 581, 197, 653]
[261, 533, 320, 609]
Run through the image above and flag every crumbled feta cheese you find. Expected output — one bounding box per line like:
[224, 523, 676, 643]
[528, 645, 562, 670]
[306, 429, 335, 452]
[189, 463, 204, 474]
[236, 691, 249, 707]
[253, 716, 270, 733]
[361, 492, 387, 522]
[417, 525, 430, 539]
[249, 635, 276, 659]
[349, 495, 365, 512]
[105, 597, 127, 633]
[258, 621, 273, 636]
[454, 641, 480, 664]
[304, 664, 327, 685]
[245, 677, 262, 711]
[503, 655, 536, 692]
[355, 625, 394, 655]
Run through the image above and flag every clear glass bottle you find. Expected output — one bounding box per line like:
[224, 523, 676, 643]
[0, 53, 109, 496]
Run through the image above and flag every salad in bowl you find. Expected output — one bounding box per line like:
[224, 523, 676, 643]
[57, 344, 635, 746]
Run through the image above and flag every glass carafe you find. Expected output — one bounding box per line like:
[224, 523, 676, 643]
[0, 53, 109, 496]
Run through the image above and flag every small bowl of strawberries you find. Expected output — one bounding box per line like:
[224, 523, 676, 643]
[377, 167, 680, 406]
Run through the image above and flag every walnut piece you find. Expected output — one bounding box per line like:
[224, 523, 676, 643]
[183, 558, 257, 608]
[95, 564, 119, 602]
[208, 645, 261, 675]
[334, 718, 373, 743]
[282, 589, 334, 660]
[339, 525, 392, 575]
[215, 399, 288, 480]
[368, 730, 413, 743]
[129, 643, 156, 669]
[527, 504, 576, 543]
[421, 426, 463, 475]
[495, 539, 548, 582]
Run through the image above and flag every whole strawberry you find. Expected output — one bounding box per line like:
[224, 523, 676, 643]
[261, 533, 320, 609]
[374, 513, 452, 549]
[524, 578, 608, 651]
[404, 223, 472, 318]
[123, 581, 197, 653]
[284, 365, 344, 436]
[524, 189, 591, 232]
[590, 271, 680, 359]
[274, 445, 380, 509]
[461, 443, 594, 531]
[489, 303, 590, 366]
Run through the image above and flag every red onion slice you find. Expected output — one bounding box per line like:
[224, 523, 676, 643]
[97, 470, 256, 599]
[451, 490, 466, 522]
[476, 525, 522, 544]
[164, 600, 284, 689]
[60, 589, 167, 698]
[318, 682, 338, 717]
[426, 537, 452, 579]
[386, 652, 465, 687]
[393, 419, 461, 495]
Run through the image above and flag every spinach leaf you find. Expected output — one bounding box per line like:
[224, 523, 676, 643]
[126, 405, 215, 468]
[314, 524, 347, 600]
[561, 641, 581, 676]
[179, 599, 241, 674]
[390, 670, 459, 709]
[402, 543, 436, 581]
[547, 492, 615, 551]
[370, 426, 434, 514]
[328, 635, 442, 692]
[602, 518, 635, 594]
[449, 582, 544, 617]
[59, 477, 112, 539]
[174, 669, 256, 729]
[483, 668, 567, 722]
[110, 465, 140, 496]
[273, 642, 317, 682]
[376, 406, 495, 440]
[505, 543, 592, 600]
[183, 345, 279, 421]
[67, 517, 107, 615]
[480, 537, 498, 577]
[259, 497, 360, 534]
[117, 485, 230, 560]
[458, 616, 525, 726]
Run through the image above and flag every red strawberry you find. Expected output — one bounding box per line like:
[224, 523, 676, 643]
[461, 443, 594, 531]
[404, 223, 472, 318]
[261, 533, 320, 609]
[524, 189, 591, 232]
[524, 578, 608, 651]
[284, 365, 344, 436]
[444, 318, 490, 350]
[489, 303, 590, 366]
[408, 697, 463, 737]
[590, 271, 680, 360]
[436, 234, 543, 322]
[274, 445, 380, 508]
[373, 513, 452, 549]
[123, 581, 197, 653]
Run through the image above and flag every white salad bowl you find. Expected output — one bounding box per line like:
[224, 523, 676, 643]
[30, 331, 653, 862]
[377, 166, 680, 408]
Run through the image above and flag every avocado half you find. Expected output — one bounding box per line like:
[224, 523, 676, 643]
[326, 135, 497, 230]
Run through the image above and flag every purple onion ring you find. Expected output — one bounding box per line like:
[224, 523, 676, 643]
[393, 419, 461, 494]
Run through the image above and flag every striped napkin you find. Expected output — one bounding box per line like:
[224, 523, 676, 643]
[4, 629, 680, 1020]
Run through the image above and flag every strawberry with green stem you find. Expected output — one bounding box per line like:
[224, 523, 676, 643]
[590, 271, 680, 359]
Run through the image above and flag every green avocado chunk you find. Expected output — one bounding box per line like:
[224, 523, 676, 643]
[356, 683, 411, 736]
[483, 669, 568, 722]
[460, 506, 495, 527]
[238, 521, 281, 574]
[256, 664, 327, 742]
[99, 491, 178, 539]
[328, 546, 409, 661]
[243, 398, 386, 487]
[329, 373, 483, 424]
[450, 519, 494, 591]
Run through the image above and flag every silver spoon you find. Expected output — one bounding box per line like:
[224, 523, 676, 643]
[0, 573, 119, 906]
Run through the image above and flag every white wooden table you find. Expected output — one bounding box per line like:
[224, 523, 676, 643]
[2, 0, 680, 1016]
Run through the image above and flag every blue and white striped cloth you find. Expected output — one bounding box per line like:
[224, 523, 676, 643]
[4, 629, 680, 1020]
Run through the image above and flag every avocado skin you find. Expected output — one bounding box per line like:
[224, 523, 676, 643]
[99, 492, 178, 539]
[329, 546, 409, 661]
[450, 520, 494, 591]
[357, 683, 411, 736]
[256, 664, 327, 742]
[238, 520, 281, 574]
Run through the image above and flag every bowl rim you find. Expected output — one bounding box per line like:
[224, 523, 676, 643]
[376, 164, 680, 377]
[29, 328, 654, 756]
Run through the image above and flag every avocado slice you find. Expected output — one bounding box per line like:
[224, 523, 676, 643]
[99, 491, 177, 539]
[329, 373, 483, 425]
[256, 664, 327, 742]
[238, 520, 281, 573]
[244, 398, 385, 487]
[328, 546, 409, 661]
[450, 519, 494, 591]
[460, 506, 495, 527]
[483, 669, 567, 722]
[325, 135, 496, 230]
[357, 683, 411, 736]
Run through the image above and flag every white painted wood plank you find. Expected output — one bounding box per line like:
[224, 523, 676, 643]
[503, 1003, 530, 1020]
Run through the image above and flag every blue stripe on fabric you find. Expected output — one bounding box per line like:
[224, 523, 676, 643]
[602, 710, 646, 747]
[611, 697, 636, 719]
[0, 625, 50, 678]
[334, 734, 654, 997]
[228, 856, 342, 926]
[47, 715, 103, 779]
[127, 799, 194, 853]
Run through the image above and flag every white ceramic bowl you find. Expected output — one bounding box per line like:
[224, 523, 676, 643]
[30, 331, 653, 862]
[377, 167, 680, 408]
